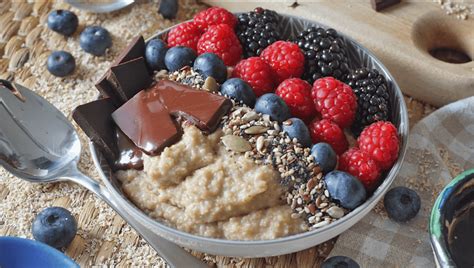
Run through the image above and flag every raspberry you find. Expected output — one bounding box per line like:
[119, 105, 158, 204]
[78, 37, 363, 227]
[194, 7, 237, 30]
[339, 148, 381, 191]
[309, 119, 348, 155]
[232, 57, 276, 96]
[311, 77, 357, 128]
[197, 24, 242, 66]
[167, 22, 203, 51]
[358, 121, 399, 170]
[275, 78, 315, 121]
[260, 41, 305, 83]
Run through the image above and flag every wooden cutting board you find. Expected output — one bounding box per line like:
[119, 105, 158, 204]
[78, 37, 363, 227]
[201, 0, 474, 107]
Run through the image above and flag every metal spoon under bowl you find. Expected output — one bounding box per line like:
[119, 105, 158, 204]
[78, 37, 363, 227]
[65, 0, 134, 13]
[0, 80, 207, 268]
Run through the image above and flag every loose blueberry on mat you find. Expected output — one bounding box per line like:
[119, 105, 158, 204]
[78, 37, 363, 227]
[47, 51, 76, 77]
[79, 26, 112, 56]
[384, 186, 421, 222]
[145, 39, 168, 71]
[47, 10, 78, 36]
[282, 118, 311, 147]
[220, 78, 256, 107]
[32, 207, 77, 249]
[255, 93, 291, 123]
[193, 53, 227, 83]
[164, 46, 196, 72]
[158, 0, 179, 20]
[322, 256, 360, 268]
[311, 143, 337, 174]
[324, 171, 366, 210]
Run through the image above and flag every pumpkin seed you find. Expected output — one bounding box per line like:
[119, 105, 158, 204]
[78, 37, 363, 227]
[326, 206, 344, 219]
[221, 135, 251, 152]
[244, 125, 268, 134]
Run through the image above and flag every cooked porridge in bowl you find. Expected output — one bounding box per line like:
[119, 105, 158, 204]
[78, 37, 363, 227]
[73, 7, 402, 241]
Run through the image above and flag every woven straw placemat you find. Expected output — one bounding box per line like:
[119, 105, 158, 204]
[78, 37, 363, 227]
[0, 1, 435, 267]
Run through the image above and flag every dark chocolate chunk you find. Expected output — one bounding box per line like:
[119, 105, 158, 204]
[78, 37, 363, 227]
[95, 36, 149, 105]
[371, 0, 401, 11]
[109, 57, 153, 103]
[112, 87, 181, 155]
[112, 80, 232, 155]
[95, 72, 122, 105]
[113, 35, 146, 65]
[72, 98, 118, 162]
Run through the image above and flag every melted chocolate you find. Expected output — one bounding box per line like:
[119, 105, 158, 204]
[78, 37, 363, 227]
[115, 128, 143, 170]
[112, 80, 232, 155]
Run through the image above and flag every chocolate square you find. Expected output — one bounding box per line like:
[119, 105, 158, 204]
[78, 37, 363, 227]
[109, 57, 153, 103]
[113, 35, 146, 65]
[72, 98, 118, 162]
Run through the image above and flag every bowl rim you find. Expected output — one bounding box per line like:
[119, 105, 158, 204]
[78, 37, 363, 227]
[0, 236, 78, 267]
[429, 168, 474, 267]
[89, 12, 409, 252]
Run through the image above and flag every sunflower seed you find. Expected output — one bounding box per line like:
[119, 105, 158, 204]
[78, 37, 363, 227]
[312, 220, 329, 228]
[256, 136, 265, 153]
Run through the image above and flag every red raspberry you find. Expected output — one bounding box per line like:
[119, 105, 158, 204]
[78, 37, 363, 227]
[194, 7, 237, 30]
[309, 119, 348, 155]
[358, 121, 399, 170]
[167, 22, 203, 51]
[339, 148, 381, 191]
[232, 57, 276, 96]
[311, 77, 357, 128]
[275, 78, 315, 121]
[197, 24, 242, 66]
[260, 41, 305, 83]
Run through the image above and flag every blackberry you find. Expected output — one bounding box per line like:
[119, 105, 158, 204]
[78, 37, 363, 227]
[236, 7, 281, 57]
[346, 68, 391, 135]
[294, 27, 350, 84]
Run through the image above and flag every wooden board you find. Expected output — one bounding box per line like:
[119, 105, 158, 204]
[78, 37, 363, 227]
[201, 0, 474, 107]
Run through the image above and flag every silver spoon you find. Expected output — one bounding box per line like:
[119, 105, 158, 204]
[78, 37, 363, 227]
[0, 80, 207, 268]
[65, 0, 134, 13]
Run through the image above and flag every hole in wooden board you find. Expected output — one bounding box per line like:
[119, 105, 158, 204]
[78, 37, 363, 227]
[429, 47, 472, 64]
[412, 11, 473, 64]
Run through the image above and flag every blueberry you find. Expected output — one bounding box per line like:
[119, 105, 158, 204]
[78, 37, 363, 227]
[322, 256, 360, 268]
[46, 51, 76, 77]
[32, 207, 77, 249]
[254, 93, 291, 123]
[193, 53, 227, 83]
[324, 171, 366, 210]
[47, 10, 78, 36]
[79, 26, 112, 56]
[311, 143, 337, 174]
[384, 186, 421, 222]
[220, 78, 256, 107]
[158, 0, 179, 20]
[164, 46, 196, 72]
[145, 39, 168, 71]
[282, 118, 311, 147]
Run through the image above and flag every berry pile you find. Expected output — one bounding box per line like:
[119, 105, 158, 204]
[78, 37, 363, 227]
[294, 27, 350, 84]
[236, 8, 281, 57]
[45, 9, 113, 77]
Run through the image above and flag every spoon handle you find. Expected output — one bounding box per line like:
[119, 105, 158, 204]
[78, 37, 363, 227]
[61, 167, 208, 268]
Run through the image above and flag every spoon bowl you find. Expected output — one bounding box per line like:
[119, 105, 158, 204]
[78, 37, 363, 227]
[65, 0, 135, 13]
[0, 80, 206, 268]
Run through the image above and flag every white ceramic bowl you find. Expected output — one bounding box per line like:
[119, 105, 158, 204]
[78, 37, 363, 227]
[90, 13, 409, 257]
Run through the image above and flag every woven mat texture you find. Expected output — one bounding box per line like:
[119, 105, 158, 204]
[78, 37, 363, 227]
[0, 0, 435, 267]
